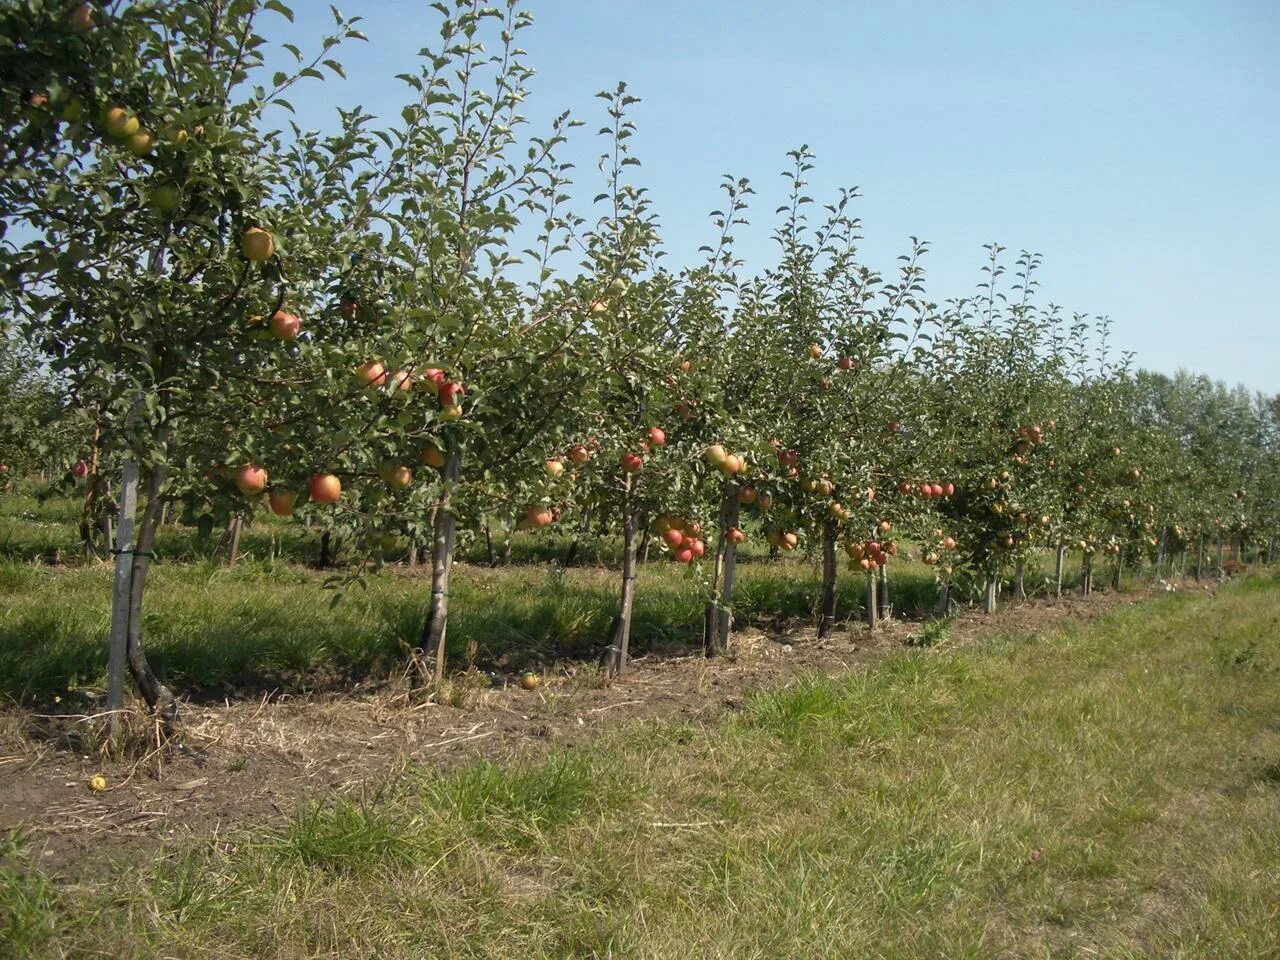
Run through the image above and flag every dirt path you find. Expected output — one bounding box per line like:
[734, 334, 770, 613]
[0, 586, 1149, 879]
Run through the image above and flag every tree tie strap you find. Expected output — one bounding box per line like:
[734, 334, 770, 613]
[112, 548, 156, 558]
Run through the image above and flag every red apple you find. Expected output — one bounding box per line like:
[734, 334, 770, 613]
[234, 463, 268, 496]
[675, 546, 694, 564]
[72, 460, 90, 479]
[663, 528, 684, 548]
[355, 361, 386, 388]
[738, 485, 757, 505]
[648, 426, 666, 447]
[620, 452, 643, 474]
[689, 538, 706, 558]
[569, 445, 591, 466]
[269, 489, 296, 517]
[727, 527, 745, 544]
[68, 2, 95, 33]
[438, 381, 465, 408]
[269, 310, 300, 341]
[309, 473, 341, 504]
[837, 357, 854, 371]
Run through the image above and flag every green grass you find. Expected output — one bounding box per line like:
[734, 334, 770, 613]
[3, 573, 1279, 958]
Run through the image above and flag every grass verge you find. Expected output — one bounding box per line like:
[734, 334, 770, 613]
[3, 573, 1278, 958]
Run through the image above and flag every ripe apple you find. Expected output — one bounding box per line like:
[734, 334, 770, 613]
[663, 527, 684, 548]
[72, 460, 90, 478]
[864, 487, 875, 501]
[679, 359, 693, 372]
[419, 368, 447, 394]
[438, 381, 465, 408]
[234, 463, 268, 496]
[758, 494, 773, 511]
[309, 473, 341, 504]
[738, 485, 757, 505]
[704, 444, 728, 469]
[269, 489, 296, 517]
[919, 483, 932, 498]
[837, 357, 854, 370]
[546, 459, 565, 478]
[722, 454, 743, 476]
[385, 465, 412, 489]
[887, 420, 901, 433]
[620, 452, 643, 474]
[353, 362, 386, 388]
[520, 672, 541, 691]
[525, 506, 554, 527]
[648, 426, 666, 447]
[780, 532, 798, 551]
[727, 527, 745, 545]
[103, 106, 138, 139]
[126, 130, 154, 156]
[241, 227, 275, 262]
[943, 482, 955, 497]
[675, 546, 694, 564]
[808, 343, 823, 359]
[439, 405, 463, 422]
[689, 538, 706, 558]
[879, 520, 892, 533]
[676, 401, 694, 420]
[68, 3, 95, 32]
[569, 445, 591, 466]
[387, 370, 414, 393]
[897, 480, 912, 495]
[269, 310, 300, 341]
[930, 483, 945, 498]
[778, 449, 798, 468]
[340, 297, 358, 320]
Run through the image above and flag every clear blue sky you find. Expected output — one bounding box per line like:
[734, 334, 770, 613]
[278, 1, 1278, 392]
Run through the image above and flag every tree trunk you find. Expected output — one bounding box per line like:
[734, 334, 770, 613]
[1081, 554, 1093, 595]
[605, 476, 639, 676]
[407, 537, 417, 569]
[934, 580, 951, 617]
[1195, 534, 1204, 581]
[105, 458, 138, 735]
[484, 521, 495, 567]
[817, 519, 838, 638]
[1054, 542, 1066, 598]
[877, 563, 890, 620]
[318, 530, 332, 569]
[1013, 558, 1026, 599]
[1215, 530, 1224, 575]
[127, 458, 180, 725]
[864, 573, 878, 628]
[1267, 539, 1276, 565]
[704, 482, 739, 656]
[225, 516, 242, 568]
[1155, 526, 1168, 581]
[983, 572, 998, 614]
[1111, 554, 1122, 589]
[419, 451, 461, 682]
